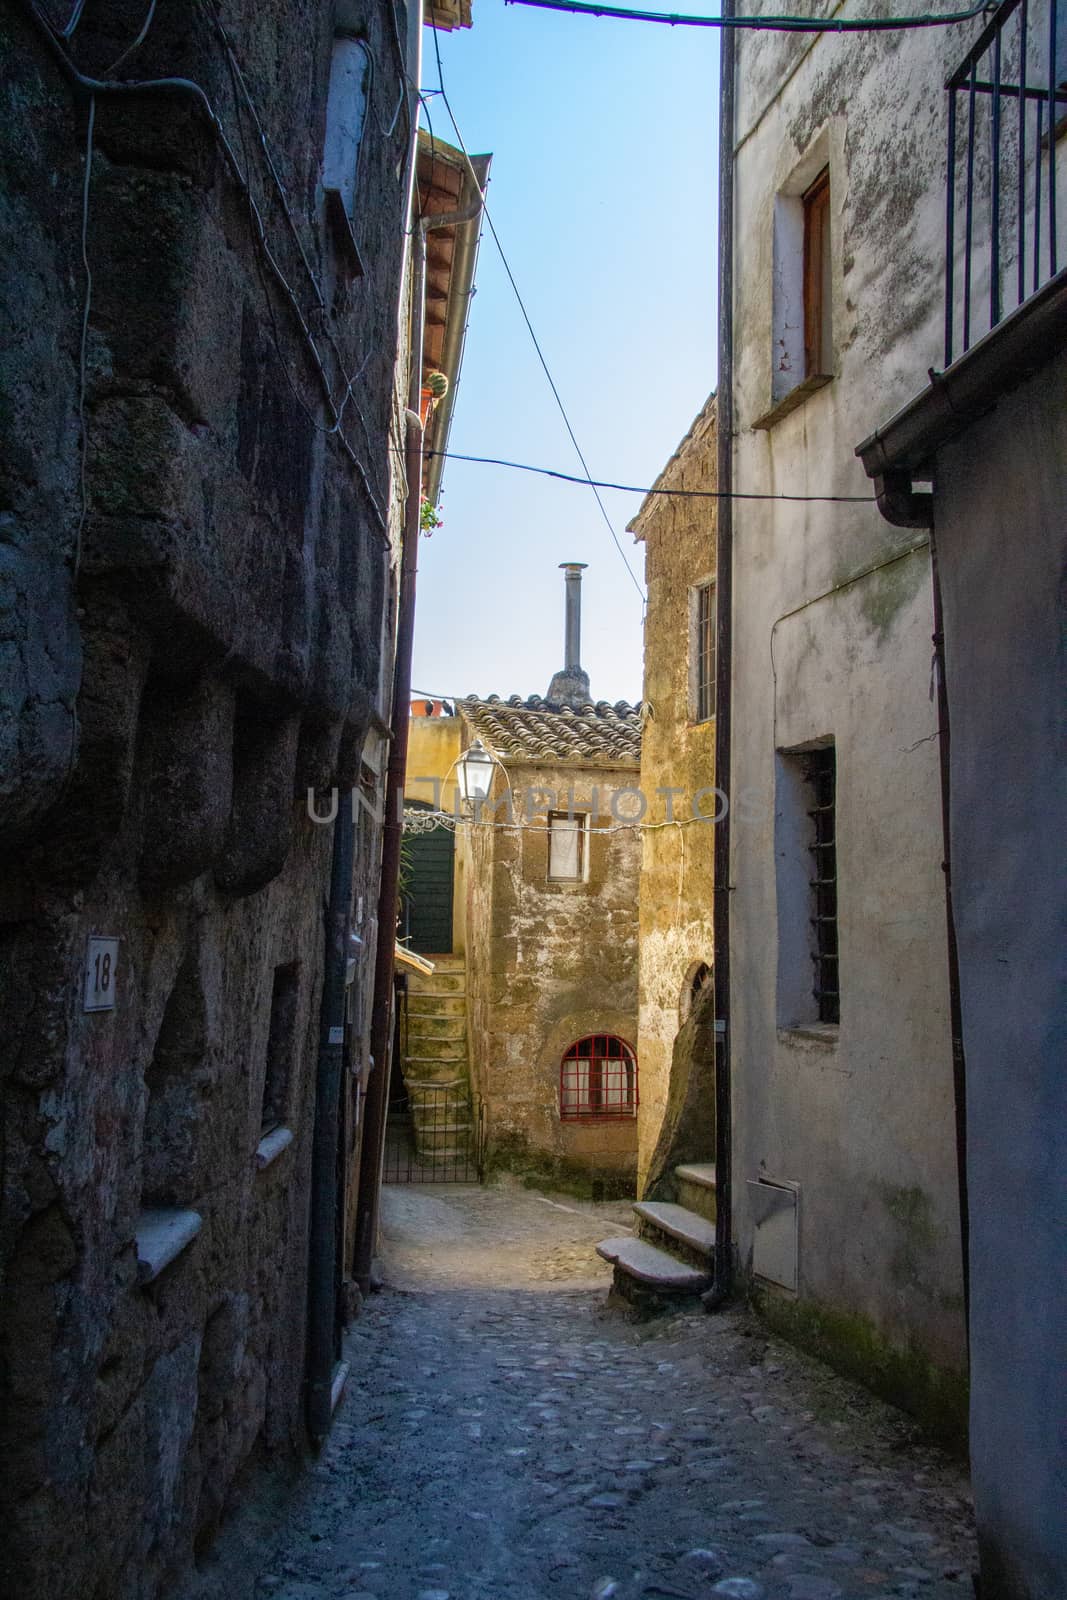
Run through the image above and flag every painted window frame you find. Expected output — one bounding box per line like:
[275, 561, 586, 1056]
[757, 129, 836, 427]
[547, 809, 589, 882]
[559, 1035, 638, 1121]
[689, 578, 716, 724]
[802, 166, 833, 381]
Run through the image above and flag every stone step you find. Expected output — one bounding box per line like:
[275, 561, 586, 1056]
[406, 975, 466, 995]
[674, 1162, 717, 1225]
[405, 1015, 468, 1041]
[402, 1038, 468, 1063]
[596, 1236, 713, 1294]
[409, 954, 466, 976]
[407, 994, 468, 1016]
[404, 1065, 469, 1082]
[632, 1201, 715, 1261]
[413, 1127, 472, 1152]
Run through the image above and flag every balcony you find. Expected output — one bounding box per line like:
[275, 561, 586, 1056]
[945, 0, 1067, 365]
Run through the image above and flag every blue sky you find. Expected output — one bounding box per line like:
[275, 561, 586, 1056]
[411, 0, 719, 707]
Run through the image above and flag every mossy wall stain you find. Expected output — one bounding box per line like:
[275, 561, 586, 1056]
[854, 547, 928, 647]
[881, 1181, 942, 1293]
[750, 1281, 969, 1450]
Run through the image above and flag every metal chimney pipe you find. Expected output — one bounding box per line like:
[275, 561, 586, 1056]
[560, 562, 587, 671]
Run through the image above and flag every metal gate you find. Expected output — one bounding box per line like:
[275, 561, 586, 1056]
[383, 1079, 484, 1184]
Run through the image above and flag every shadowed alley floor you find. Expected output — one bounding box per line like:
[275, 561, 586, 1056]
[200, 1182, 976, 1600]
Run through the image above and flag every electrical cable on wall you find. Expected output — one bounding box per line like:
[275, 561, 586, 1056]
[22, 0, 408, 537]
[429, 25, 648, 607]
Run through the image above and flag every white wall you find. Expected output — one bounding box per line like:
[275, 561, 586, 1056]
[729, 6, 971, 1386]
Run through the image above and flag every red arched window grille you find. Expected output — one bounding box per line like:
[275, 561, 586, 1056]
[559, 1035, 638, 1121]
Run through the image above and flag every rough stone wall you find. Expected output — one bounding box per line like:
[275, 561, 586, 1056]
[465, 761, 641, 1192]
[728, 6, 966, 1405]
[629, 395, 717, 1193]
[0, 3, 413, 1595]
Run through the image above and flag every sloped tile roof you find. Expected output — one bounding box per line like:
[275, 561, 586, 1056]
[459, 694, 642, 765]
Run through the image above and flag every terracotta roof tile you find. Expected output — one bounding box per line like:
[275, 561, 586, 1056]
[459, 694, 642, 765]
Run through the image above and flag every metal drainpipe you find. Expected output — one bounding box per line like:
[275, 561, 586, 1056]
[307, 787, 355, 1443]
[353, 171, 486, 1297]
[928, 530, 970, 1342]
[705, 2, 736, 1312]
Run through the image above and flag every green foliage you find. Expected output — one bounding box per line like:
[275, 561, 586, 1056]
[420, 497, 442, 534]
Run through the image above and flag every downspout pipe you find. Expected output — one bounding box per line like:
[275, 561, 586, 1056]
[353, 170, 486, 1297]
[307, 787, 355, 1443]
[705, 1, 736, 1312]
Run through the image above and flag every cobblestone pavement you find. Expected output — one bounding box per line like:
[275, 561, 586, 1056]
[249, 1181, 976, 1600]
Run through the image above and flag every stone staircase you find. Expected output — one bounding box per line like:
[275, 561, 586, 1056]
[598, 1162, 717, 1313]
[401, 955, 475, 1161]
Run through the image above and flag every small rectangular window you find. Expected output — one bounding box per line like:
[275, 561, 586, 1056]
[692, 581, 716, 723]
[323, 34, 370, 272]
[804, 747, 839, 1024]
[776, 742, 839, 1030]
[802, 167, 833, 379]
[261, 962, 300, 1132]
[548, 811, 586, 881]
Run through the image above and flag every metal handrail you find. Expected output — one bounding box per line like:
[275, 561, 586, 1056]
[944, 0, 1063, 365]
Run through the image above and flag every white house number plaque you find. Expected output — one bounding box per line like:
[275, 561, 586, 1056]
[84, 936, 120, 1012]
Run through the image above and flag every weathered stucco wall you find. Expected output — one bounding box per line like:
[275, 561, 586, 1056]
[405, 714, 463, 814]
[465, 762, 641, 1191]
[0, 3, 412, 1594]
[630, 395, 717, 1192]
[932, 356, 1067, 1597]
[729, 7, 967, 1417]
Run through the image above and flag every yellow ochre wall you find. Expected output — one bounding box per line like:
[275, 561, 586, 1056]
[631, 395, 718, 1192]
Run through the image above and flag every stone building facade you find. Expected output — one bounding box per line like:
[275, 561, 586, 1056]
[723, 1, 968, 1431]
[628, 395, 717, 1195]
[459, 693, 642, 1192]
[0, 2, 424, 1595]
[400, 573, 643, 1193]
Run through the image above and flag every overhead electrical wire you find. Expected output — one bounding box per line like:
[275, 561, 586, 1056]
[505, 0, 994, 33]
[429, 26, 648, 607]
[424, 447, 878, 504]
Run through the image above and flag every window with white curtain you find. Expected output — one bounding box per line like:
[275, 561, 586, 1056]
[548, 811, 587, 882]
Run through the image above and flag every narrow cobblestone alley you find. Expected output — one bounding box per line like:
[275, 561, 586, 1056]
[200, 1184, 976, 1600]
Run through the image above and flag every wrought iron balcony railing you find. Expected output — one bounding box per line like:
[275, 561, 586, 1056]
[945, 0, 1066, 365]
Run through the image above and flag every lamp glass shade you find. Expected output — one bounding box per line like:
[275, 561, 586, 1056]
[457, 740, 494, 805]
